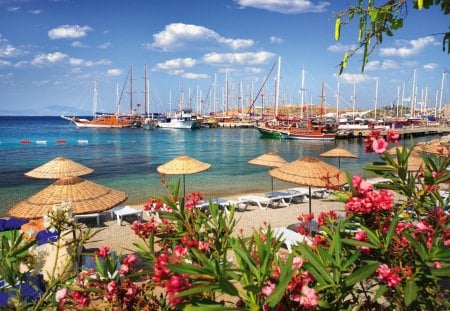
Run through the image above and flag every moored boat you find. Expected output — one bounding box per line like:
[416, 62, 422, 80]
[157, 108, 200, 129]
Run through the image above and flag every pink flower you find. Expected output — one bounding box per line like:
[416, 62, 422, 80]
[292, 257, 304, 269]
[372, 138, 388, 154]
[122, 253, 137, 266]
[119, 264, 130, 275]
[299, 285, 318, 307]
[174, 245, 188, 259]
[261, 282, 275, 297]
[376, 264, 401, 287]
[352, 175, 373, 195]
[95, 246, 110, 259]
[387, 130, 400, 143]
[433, 261, 442, 269]
[55, 288, 68, 302]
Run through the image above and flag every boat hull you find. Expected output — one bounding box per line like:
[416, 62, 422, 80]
[61, 115, 133, 128]
[281, 132, 336, 141]
[256, 126, 285, 138]
[158, 119, 199, 129]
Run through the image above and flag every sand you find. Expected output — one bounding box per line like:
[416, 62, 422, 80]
[81, 189, 346, 254]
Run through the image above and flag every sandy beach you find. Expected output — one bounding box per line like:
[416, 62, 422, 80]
[81, 189, 346, 254]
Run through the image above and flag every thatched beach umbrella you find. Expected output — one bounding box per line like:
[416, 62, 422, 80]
[387, 146, 424, 172]
[319, 147, 358, 169]
[8, 176, 127, 219]
[25, 157, 93, 179]
[157, 155, 211, 197]
[249, 152, 287, 194]
[269, 156, 346, 215]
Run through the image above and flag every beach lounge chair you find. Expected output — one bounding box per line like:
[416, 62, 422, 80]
[74, 212, 101, 226]
[110, 205, 143, 225]
[272, 227, 313, 253]
[287, 187, 329, 199]
[237, 195, 285, 211]
[265, 191, 306, 206]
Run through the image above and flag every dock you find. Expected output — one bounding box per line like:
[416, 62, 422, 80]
[339, 125, 450, 139]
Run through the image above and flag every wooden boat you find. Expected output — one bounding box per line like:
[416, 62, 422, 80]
[281, 120, 336, 141]
[62, 114, 134, 128]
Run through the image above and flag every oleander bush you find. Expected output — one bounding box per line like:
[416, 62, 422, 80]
[1, 130, 449, 310]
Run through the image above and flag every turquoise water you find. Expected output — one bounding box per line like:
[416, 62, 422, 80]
[0, 116, 436, 217]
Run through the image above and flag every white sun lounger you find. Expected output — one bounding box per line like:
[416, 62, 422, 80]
[237, 195, 284, 211]
[287, 187, 329, 199]
[272, 227, 313, 253]
[74, 212, 101, 226]
[265, 191, 306, 206]
[110, 205, 143, 225]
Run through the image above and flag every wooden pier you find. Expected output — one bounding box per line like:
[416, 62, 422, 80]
[340, 126, 450, 139]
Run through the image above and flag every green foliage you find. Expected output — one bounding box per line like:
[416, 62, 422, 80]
[336, 0, 450, 73]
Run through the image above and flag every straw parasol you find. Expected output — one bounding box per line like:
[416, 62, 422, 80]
[157, 155, 211, 197]
[387, 146, 410, 155]
[387, 146, 424, 172]
[8, 176, 128, 219]
[25, 157, 93, 179]
[249, 152, 287, 194]
[269, 156, 346, 215]
[319, 147, 358, 169]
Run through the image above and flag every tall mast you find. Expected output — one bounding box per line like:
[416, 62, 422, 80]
[129, 65, 133, 115]
[300, 68, 305, 120]
[439, 70, 447, 117]
[320, 81, 325, 119]
[336, 80, 340, 125]
[144, 64, 148, 116]
[411, 69, 416, 118]
[93, 80, 98, 119]
[274, 56, 281, 117]
[352, 79, 356, 121]
[374, 78, 379, 120]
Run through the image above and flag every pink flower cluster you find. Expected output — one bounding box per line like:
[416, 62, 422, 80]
[375, 264, 401, 287]
[184, 191, 203, 211]
[364, 129, 399, 154]
[131, 219, 159, 239]
[345, 176, 394, 214]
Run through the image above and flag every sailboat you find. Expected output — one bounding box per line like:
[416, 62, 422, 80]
[62, 67, 137, 128]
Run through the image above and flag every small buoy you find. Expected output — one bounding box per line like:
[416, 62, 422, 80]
[56, 139, 67, 144]
[20, 139, 31, 144]
[36, 140, 47, 145]
[78, 139, 88, 144]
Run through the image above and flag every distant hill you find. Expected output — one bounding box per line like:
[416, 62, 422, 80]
[0, 105, 91, 116]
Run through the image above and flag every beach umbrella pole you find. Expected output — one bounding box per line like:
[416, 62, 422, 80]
[308, 186, 312, 215]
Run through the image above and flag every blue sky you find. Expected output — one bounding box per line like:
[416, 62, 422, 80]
[0, 0, 448, 116]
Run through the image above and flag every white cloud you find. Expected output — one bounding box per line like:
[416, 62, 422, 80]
[98, 42, 111, 49]
[0, 59, 12, 67]
[270, 36, 284, 44]
[381, 60, 399, 70]
[29, 9, 42, 15]
[202, 51, 275, 65]
[379, 36, 436, 58]
[107, 68, 122, 77]
[423, 63, 438, 70]
[338, 73, 372, 85]
[327, 42, 358, 53]
[7, 6, 21, 12]
[32, 52, 67, 65]
[152, 58, 198, 72]
[0, 44, 24, 58]
[48, 25, 92, 40]
[148, 23, 254, 51]
[181, 72, 209, 79]
[364, 61, 380, 72]
[235, 0, 330, 14]
[71, 41, 88, 48]
[69, 58, 111, 67]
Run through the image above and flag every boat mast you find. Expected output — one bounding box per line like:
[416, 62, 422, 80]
[336, 80, 340, 125]
[300, 68, 305, 120]
[144, 64, 148, 116]
[411, 69, 416, 118]
[439, 70, 447, 118]
[274, 56, 281, 117]
[352, 79, 356, 121]
[129, 65, 133, 115]
[374, 78, 379, 121]
[93, 81, 98, 119]
[320, 81, 325, 119]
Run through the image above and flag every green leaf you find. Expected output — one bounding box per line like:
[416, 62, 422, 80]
[297, 244, 334, 284]
[218, 277, 239, 297]
[374, 284, 388, 301]
[404, 280, 418, 306]
[430, 266, 450, 277]
[344, 261, 379, 286]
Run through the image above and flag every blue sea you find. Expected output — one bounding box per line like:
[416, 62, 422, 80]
[0, 116, 439, 217]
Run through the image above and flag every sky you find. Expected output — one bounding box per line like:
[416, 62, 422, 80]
[0, 0, 448, 116]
